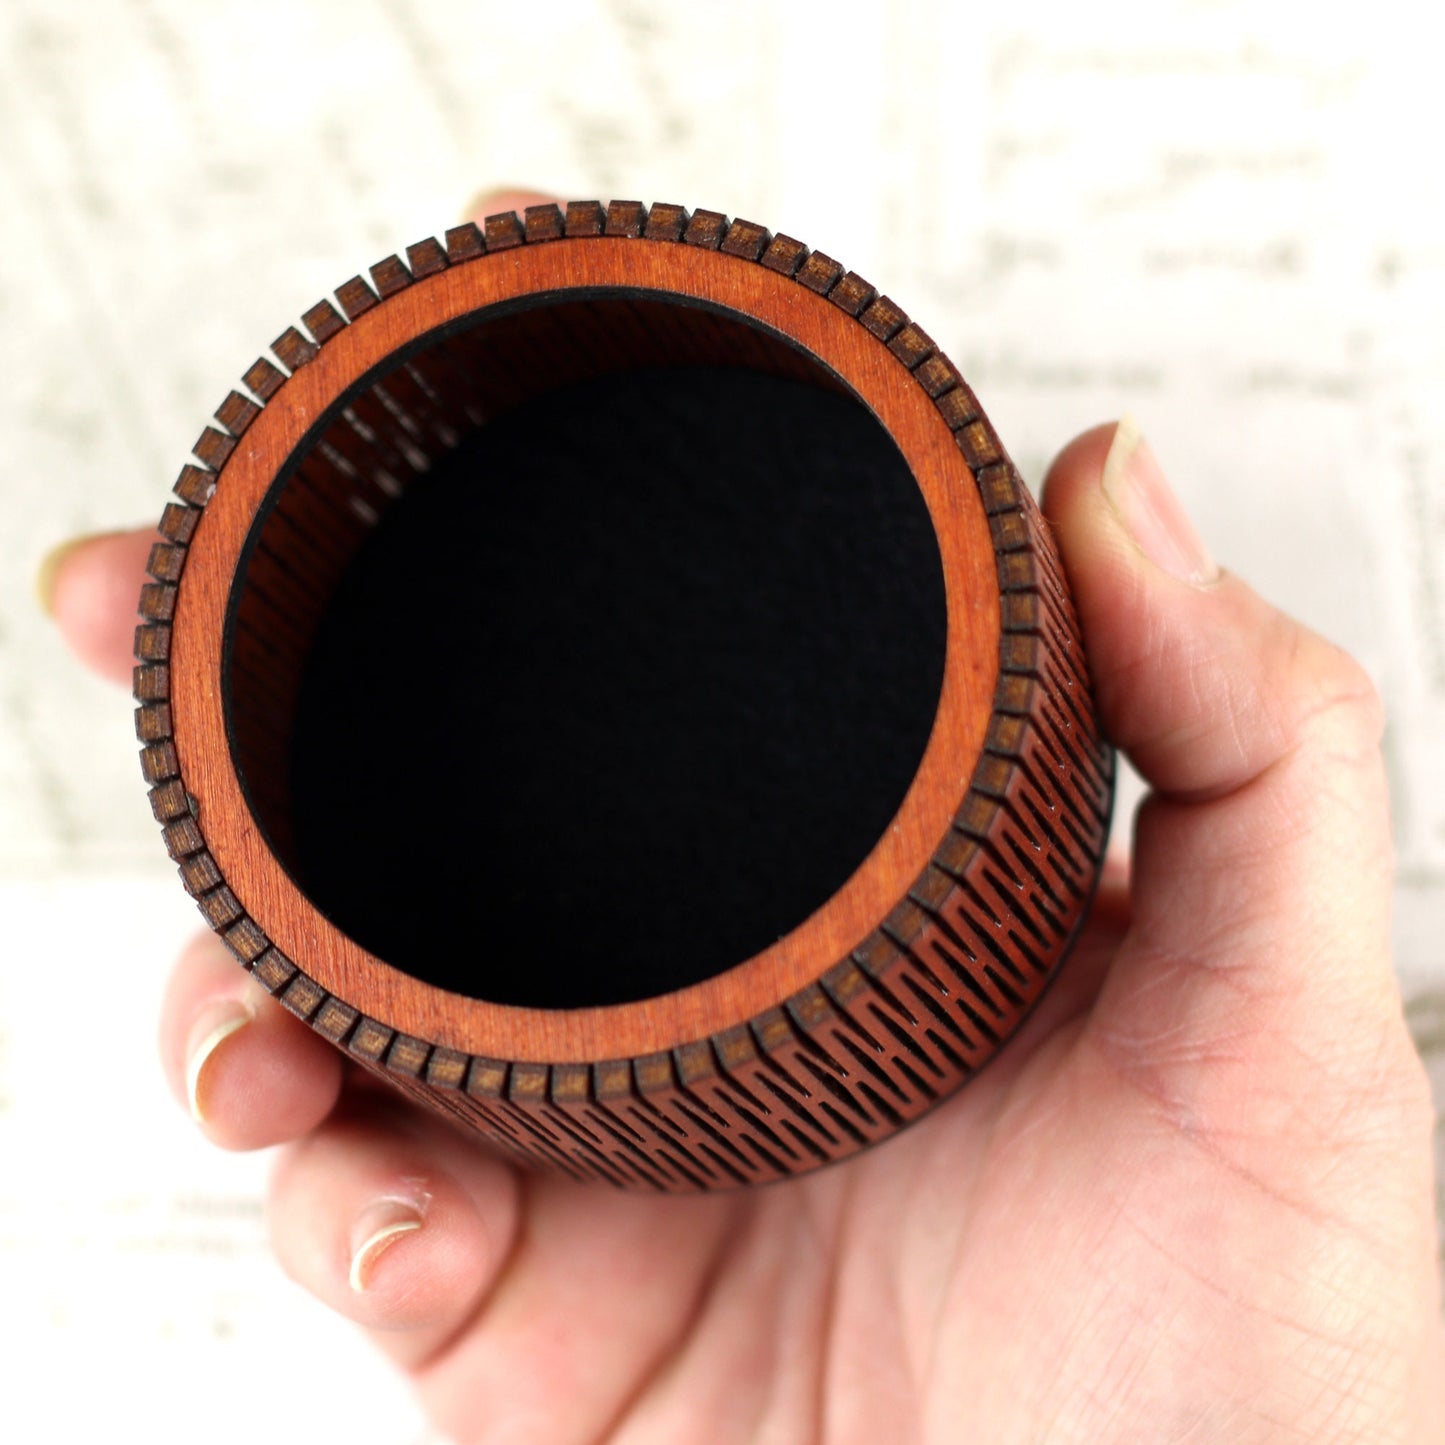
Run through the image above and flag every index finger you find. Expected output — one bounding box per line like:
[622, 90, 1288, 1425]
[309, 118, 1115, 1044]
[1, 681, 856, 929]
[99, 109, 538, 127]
[43, 527, 157, 685]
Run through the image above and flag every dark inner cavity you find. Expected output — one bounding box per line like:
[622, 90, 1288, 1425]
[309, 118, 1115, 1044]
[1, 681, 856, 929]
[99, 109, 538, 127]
[283, 366, 946, 1008]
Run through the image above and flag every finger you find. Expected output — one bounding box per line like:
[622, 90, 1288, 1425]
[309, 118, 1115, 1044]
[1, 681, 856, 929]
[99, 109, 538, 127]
[42, 528, 157, 686]
[463, 187, 561, 227]
[1041, 420, 1417, 1113]
[411, 1177, 738, 1445]
[266, 1099, 522, 1371]
[1045, 419, 1378, 802]
[269, 1090, 728, 1435]
[159, 931, 343, 1149]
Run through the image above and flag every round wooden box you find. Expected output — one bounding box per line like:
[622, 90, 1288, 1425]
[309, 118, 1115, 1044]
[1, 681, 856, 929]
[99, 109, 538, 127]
[135, 201, 1114, 1191]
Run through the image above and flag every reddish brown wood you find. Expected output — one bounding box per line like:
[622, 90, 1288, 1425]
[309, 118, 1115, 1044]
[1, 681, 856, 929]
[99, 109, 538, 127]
[136, 201, 1114, 1191]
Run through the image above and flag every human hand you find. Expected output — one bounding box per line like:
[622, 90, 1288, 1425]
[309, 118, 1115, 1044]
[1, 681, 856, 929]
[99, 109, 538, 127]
[44, 198, 1445, 1442]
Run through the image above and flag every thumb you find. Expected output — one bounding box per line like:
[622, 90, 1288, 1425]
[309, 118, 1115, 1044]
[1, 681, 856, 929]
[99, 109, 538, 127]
[1042, 420, 1419, 1127]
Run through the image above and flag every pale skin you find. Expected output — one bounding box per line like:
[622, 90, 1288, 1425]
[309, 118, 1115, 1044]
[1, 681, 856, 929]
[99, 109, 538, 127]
[46, 192, 1445, 1443]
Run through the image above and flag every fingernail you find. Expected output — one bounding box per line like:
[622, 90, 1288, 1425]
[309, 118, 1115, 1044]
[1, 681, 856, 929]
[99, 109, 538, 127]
[349, 1198, 426, 1291]
[1100, 416, 1218, 586]
[35, 532, 110, 617]
[184, 1001, 254, 1123]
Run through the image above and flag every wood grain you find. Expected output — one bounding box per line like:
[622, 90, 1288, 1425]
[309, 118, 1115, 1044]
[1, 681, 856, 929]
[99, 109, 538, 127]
[136, 201, 1115, 1190]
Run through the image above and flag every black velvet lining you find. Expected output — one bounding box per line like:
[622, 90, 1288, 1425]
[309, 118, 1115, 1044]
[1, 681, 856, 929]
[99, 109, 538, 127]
[286, 366, 947, 1008]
